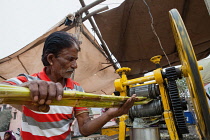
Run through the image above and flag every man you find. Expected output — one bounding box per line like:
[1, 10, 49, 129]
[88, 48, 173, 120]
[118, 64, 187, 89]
[1, 31, 136, 139]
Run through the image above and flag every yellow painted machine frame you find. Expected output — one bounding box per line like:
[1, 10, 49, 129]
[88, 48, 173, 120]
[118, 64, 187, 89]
[115, 9, 210, 140]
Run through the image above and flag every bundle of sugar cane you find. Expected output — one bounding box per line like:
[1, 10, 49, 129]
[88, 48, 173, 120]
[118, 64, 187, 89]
[0, 84, 152, 108]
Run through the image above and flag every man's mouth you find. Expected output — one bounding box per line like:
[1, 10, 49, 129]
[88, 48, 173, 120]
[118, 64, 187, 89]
[66, 69, 74, 73]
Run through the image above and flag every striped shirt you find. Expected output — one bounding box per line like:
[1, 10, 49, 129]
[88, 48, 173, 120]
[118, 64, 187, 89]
[4, 68, 88, 140]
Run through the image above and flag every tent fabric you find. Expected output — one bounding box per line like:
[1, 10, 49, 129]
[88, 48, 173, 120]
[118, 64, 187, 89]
[94, 0, 210, 79]
[0, 24, 120, 95]
[198, 58, 210, 85]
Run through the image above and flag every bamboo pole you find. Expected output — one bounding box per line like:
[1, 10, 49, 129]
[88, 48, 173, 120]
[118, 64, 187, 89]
[0, 85, 151, 108]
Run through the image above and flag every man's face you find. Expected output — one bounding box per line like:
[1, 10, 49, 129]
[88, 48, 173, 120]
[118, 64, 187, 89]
[52, 46, 79, 79]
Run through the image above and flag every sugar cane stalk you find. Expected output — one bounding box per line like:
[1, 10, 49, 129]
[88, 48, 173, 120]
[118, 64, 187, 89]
[0, 84, 151, 108]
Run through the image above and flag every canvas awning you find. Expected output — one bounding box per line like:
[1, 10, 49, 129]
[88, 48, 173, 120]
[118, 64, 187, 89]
[0, 24, 119, 95]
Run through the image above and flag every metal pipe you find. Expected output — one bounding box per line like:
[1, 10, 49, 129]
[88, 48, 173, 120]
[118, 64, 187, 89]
[60, 0, 106, 30]
[76, 0, 106, 16]
[130, 81, 156, 88]
[79, 0, 119, 70]
[82, 6, 108, 22]
[123, 75, 155, 86]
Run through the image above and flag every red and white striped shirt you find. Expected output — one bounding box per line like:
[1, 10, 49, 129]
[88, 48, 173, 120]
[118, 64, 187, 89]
[4, 68, 88, 140]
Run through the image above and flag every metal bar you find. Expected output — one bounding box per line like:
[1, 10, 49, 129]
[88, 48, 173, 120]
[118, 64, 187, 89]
[79, 0, 119, 70]
[76, 0, 106, 16]
[123, 75, 155, 86]
[129, 81, 157, 88]
[82, 6, 108, 22]
[59, 0, 106, 27]
[159, 83, 180, 139]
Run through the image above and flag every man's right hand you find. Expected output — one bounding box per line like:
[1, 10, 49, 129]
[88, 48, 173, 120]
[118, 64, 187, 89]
[20, 80, 63, 112]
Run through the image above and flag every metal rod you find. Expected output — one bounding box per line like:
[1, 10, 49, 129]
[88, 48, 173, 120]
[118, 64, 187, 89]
[123, 75, 156, 86]
[76, 0, 106, 16]
[79, 0, 119, 70]
[59, 0, 106, 27]
[130, 81, 157, 88]
[82, 6, 108, 22]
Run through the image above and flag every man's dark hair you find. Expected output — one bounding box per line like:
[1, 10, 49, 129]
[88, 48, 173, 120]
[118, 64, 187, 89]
[42, 31, 80, 66]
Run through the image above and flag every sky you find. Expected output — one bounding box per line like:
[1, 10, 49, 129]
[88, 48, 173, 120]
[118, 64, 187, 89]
[0, 0, 123, 59]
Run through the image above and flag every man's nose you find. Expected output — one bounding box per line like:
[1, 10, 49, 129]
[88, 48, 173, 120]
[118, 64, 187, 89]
[71, 60, 77, 69]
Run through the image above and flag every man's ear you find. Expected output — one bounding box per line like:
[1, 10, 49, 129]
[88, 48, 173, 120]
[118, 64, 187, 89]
[47, 53, 55, 65]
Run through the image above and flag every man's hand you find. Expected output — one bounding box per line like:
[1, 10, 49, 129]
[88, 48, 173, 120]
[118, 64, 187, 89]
[20, 80, 63, 112]
[104, 94, 137, 118]
[76, 94, 137, 136]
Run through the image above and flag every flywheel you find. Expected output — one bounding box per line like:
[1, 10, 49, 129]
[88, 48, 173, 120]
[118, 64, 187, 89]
[169, 9, 210, 139]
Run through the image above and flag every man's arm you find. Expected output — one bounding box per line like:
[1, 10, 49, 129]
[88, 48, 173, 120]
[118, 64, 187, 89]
[76, 94, 136, 136]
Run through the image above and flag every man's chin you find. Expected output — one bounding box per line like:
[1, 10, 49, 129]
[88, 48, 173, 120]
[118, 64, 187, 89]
[63, 73, 73, 78]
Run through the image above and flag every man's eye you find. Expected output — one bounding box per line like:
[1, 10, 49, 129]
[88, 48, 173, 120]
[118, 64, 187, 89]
[69, 58, 77, 61]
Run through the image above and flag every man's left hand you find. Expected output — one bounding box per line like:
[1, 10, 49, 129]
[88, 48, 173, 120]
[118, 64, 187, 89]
[104, 94, 137, 118]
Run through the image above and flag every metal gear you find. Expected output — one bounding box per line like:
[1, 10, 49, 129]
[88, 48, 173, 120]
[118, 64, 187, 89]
[165, 67, 189, 136]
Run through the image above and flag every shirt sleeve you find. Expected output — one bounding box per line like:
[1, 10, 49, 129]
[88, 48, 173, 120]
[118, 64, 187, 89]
[3, 76, 28, 85]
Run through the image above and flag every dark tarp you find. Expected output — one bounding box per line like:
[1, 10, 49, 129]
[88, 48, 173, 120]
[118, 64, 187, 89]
[94, 0, 210, 78]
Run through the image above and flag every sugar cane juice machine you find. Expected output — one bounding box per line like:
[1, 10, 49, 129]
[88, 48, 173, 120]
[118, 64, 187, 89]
[114, 9, 210, 140]
[0, 8, 209, 140]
